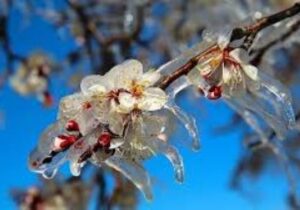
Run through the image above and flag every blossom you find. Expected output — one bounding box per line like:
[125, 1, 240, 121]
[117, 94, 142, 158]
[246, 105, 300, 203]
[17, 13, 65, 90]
[29, 59, 199, 201]
[80, 59, 167, 117]
[10, 53, 53, 106]
[191, 33, 259, 99]
[186, 30, 296, 139]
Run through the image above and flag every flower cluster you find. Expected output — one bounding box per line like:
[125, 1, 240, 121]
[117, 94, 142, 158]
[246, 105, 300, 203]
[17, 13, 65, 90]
[10, 53, 53, 106]
[29, 59, 200, 200]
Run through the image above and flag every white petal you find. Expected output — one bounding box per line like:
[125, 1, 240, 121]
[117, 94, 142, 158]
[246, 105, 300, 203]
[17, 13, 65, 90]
[86, 84, 107, 95]
[111, 59, 143, 89]
[117, 92, 136, 113]
[229, 48, 250, 64]
[243, 64, 258, 81]
[58, 93, 86, 120]
[138, 88, 167, 111]
[141, 71, 161, 87]
[80, 75, 110, 95]
[222, 65, 232, 84]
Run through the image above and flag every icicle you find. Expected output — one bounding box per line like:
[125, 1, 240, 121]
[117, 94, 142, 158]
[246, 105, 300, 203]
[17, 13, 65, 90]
[28, 148, 66, 179]
[105, 156, 153, 201]
[149, 139, 184, 183]
[69, 161, 85, 176]
[257, 71, 296, 129]
[42, 168, 58, 179]
[225, 98, 269, 143]
[165, 101, 200, 151]
[229, 92, 289, 139]
[166, 76, 191, 98]
[161, 75, 200, 151]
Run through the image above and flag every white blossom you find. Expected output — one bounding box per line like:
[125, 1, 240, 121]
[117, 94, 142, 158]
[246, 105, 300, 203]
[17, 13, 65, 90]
[29, 59, 195, 201]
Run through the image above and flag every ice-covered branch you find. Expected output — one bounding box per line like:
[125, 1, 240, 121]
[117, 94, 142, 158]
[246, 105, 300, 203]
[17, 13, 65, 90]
[231, 2, 300, 42]
[250, 19, 300, 65]
[158, 3, 300, 90]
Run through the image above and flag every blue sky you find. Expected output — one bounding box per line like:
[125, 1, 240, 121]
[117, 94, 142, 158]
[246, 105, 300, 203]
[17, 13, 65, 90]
[0, 6, 293, 210]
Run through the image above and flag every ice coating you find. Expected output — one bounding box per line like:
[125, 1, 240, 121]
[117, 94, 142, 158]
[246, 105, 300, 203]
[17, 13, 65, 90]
[29, 58, 202, 200]
[105, 156, 153, 201]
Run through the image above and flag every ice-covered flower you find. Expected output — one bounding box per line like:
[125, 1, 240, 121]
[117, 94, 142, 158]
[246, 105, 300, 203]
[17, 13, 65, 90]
[29, 59, 197, 201]
[80, 59, 167, 116]
[186, 30, 296, 139]
[191, 33, 259, 99]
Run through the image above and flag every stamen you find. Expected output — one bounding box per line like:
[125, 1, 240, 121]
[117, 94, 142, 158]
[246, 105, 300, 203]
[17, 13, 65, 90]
[83, 102, 92, 109]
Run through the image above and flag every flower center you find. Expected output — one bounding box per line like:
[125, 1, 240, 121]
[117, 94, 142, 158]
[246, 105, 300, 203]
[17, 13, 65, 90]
[131, 82, 144, 98]
[223, 48, 241, 68]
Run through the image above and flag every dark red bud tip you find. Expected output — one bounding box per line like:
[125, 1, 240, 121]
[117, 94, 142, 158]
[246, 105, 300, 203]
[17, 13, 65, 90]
[207, 86, 222, 100]
[43, 91, 53, 107]
[54, 135, 77, 151]
[98, 132, 111, 147]
[65, 120, 80, 132]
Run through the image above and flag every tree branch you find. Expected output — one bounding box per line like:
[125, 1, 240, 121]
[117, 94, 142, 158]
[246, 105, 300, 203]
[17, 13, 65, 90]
[231, 2, 300, 41]
[157, 2, 300, 90]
